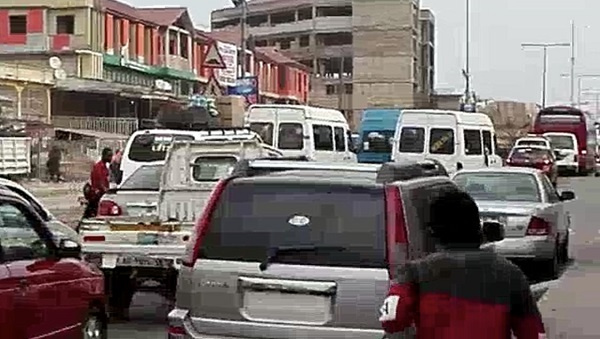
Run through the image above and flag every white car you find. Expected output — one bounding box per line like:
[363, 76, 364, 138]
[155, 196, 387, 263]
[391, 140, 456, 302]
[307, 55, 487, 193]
[0, 178, 79, 243]
[452, 167, 574, 279]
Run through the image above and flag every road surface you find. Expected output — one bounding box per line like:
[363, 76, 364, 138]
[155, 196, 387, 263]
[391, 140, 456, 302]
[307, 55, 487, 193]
[25, 176, 599, 338]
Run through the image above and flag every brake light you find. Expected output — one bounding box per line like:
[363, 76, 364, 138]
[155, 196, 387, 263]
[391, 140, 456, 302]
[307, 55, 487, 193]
[525, 216, 550, 236]
[98, 200, 122, 216]
[182, 178, 231, 267]
[83, 235, 105, 242]
[167, 325, 186, 338]
[384, 185, 409, 279]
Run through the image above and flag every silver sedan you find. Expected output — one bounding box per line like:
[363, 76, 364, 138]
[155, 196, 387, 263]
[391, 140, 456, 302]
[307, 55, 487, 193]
[451, 167, 575, 279]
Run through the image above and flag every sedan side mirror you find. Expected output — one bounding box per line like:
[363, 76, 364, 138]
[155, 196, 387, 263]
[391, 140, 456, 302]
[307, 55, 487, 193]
[482, 221, 505, 243]
[57, 239, 81, 259]
[560, 191, 576, 201]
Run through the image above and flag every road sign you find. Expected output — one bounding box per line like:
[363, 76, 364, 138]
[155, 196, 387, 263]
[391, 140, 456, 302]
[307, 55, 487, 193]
[202, 42, 226, 69]
[202, 74, 223, 97]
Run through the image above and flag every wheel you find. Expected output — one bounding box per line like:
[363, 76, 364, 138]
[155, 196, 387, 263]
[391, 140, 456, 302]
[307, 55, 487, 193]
[542, 245, 560, 280]
[82, 308, 107, 339]
[560, 233, 570, 263]
[107, 268, 136, 320]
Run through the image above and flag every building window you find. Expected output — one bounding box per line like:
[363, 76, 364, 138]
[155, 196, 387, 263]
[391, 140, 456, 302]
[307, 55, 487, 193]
[169, 32, 177, 55]
[299, 35, 310, 47]
[344, 84, 352, 94]
[56, 15, 75, 34]
[325, 85, 336, 95]
[9, 15, 27, 34]
[280, 40, 291, 49]
[180, 35, 189, 59]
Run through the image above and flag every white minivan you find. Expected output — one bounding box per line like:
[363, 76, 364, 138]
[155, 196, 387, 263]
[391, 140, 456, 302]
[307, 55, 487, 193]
[391, 109, 502, 174]
[246, 104, 357, 162]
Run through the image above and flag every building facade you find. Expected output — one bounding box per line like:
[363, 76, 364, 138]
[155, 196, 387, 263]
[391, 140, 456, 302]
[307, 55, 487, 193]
[0, 0, 310, 134]
[211, 0, 435, 129]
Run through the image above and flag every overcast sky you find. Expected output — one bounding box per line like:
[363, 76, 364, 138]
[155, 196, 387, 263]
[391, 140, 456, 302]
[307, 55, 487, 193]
[129, 0, 600, 106]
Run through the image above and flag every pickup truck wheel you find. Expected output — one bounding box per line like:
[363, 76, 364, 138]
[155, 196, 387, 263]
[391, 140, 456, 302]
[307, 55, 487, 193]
[107, 268, 136, 320]
[83, 307, 107, 339]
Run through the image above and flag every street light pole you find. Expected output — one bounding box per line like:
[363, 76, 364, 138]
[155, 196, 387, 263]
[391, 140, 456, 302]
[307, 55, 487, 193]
[521, 42, 570, 108]
[232, 0, 247, 78]
[570, 21, 576, 105]
[464, 0, 471, 103]
[561, 73, 600, 107]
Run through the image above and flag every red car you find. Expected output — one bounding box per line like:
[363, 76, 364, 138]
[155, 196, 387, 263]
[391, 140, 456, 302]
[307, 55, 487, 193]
[0, 189, 107, 338]
[506, 146, 558, 186]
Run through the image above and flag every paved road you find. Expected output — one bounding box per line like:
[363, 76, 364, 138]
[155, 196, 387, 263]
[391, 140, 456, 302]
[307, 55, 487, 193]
[26, 177, 597, 338]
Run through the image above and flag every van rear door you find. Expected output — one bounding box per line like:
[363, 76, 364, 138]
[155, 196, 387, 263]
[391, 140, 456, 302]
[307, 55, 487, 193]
[185, 179, 388, 338]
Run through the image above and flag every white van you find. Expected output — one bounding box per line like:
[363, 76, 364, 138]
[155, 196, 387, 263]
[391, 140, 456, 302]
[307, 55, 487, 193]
[118, 128, 261, 185]
[391, 109, 502, 173]
[246, 104, 357, 162]
[543, 132, 579, 173]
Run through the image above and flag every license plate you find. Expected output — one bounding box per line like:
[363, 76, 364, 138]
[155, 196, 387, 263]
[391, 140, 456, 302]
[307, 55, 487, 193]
[116, 256, 173, 268]
[137, 233, 158, 245]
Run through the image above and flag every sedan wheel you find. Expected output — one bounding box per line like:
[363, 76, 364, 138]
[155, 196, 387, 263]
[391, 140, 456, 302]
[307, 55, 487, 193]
[543, 247, 560, 280]
[83, 312, 106, 339]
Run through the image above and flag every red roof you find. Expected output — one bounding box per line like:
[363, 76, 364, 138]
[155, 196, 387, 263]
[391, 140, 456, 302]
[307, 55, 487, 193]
[136, 7, 187, 27]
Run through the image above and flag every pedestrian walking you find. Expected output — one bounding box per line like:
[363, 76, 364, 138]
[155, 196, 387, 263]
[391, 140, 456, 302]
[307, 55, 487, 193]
[379, 189, 545, 339]
[82, 147, 113, 219]
[110, 148, 122, 182]
[46, 145, 61, 182]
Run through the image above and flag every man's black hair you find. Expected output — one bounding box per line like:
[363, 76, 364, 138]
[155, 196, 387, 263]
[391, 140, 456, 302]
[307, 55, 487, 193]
[427, 189, 482, 248]
[101, 147, 112, 157]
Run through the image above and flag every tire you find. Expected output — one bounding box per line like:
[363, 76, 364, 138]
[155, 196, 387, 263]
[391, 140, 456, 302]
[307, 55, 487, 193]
[542, 245, 560, 280]
[82, 308, 108, 339]
[560, 233, 570, 264]
[107, 268, 136, 320]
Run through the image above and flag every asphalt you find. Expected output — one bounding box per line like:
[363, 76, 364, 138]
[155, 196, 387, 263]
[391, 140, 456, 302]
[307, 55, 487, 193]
[25, 176, 600, 338]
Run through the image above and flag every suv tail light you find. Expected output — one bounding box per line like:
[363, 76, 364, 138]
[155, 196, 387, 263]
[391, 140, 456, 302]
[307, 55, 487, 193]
[525, 216, 550, 236]
[384, 185, 409, 279]
[182, 178, 230, 267]
[98, 200, 122, 216]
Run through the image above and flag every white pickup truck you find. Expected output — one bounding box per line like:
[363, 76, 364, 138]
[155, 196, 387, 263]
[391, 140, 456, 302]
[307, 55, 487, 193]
[79, 135, 282, 314]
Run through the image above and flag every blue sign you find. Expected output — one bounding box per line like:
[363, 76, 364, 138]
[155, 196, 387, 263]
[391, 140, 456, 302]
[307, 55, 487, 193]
[228, 76, 258, 96]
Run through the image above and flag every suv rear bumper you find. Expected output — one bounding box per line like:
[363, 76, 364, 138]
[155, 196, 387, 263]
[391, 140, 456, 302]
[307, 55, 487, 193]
[82, 243, 186, 269]
[168, 308, 384, 339]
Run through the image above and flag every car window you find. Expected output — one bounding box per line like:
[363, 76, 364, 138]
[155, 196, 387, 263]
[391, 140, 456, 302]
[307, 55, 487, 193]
[277, 123, 303, 150]
[334, 127, 345, 152]
[192, 156, 237, 182]
[2, 185, 49, 221]
[464, 130, 482, 155]
[128, 134, 195, 162]
[119, 165, 164, 190]
[517, 140, 547, 148]
[313, 125, 334, 151]
[249, 122, 274, 146]
[454, 172, 541, 202]
[0, 202, 49, 261]
[482, 130, 493, 154]
[399, 127, 425, 153]
[540, 175, 560, 203]
[429, 128, 454, 155]
[201, 182, 386, 268]
[546, 134, 576, 150]
[362, 130, 394, 153]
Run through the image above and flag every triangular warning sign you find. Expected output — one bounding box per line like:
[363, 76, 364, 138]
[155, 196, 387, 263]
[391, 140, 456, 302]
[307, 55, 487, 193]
[202, 75, 223, 97]
[202, 42, 226, 69]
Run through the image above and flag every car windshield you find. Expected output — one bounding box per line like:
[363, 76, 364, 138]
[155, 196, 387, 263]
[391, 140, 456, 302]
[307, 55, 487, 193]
[362, 130, 394, 153]
[545, 134, 575, 150]
[128, 134, 194, 162]
[201, 181, 386, 268]
[517, 140, 547, 147]
[509, 148, 550, 161]
[454, 172, 541, 202]
[119, 165, 164, 190]
[192, 156, 237, 181]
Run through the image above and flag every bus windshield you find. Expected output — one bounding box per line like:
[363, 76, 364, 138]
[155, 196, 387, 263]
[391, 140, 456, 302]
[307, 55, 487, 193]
[361, 130, 394, 153]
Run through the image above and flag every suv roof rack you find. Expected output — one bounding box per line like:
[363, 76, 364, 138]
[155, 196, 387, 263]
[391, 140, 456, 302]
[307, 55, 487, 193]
[376, 159, 449, 183]
[230, 159, 377, 178]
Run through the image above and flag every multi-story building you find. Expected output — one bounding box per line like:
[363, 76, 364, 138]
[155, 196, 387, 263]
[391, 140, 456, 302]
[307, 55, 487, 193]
[0, 0, 310, 135]
[211, 0, 435, 129]
[417, 8, 435, 107]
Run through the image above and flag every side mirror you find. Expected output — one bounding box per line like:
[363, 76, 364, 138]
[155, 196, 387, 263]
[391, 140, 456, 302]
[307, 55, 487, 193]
[560, 190, 576, 201]
[57, 239, 81, 259]
[482, 221, 505, 243]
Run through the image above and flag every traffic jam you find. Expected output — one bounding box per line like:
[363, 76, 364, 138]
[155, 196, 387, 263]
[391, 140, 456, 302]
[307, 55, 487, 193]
[0, 103, 592, 338]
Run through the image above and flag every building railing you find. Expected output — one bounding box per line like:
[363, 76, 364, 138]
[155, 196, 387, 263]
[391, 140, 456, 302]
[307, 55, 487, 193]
[0, 63, 55, 85]
[52, 116, 139, 136]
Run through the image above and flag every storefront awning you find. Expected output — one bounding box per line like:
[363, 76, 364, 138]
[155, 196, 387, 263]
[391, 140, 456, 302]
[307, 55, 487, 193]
[54, 78, 179, 100]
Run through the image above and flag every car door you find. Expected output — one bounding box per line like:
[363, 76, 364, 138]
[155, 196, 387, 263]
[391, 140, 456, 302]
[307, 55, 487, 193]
[0, 199, 81, 338]
[540, 174, 568, 238]
[0, 263, 17, 338]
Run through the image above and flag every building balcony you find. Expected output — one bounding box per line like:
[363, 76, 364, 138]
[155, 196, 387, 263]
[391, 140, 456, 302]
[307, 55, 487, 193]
[249, 16, 352, 37]
[0, 63, 54, 85]
[52, 115, 139, 135]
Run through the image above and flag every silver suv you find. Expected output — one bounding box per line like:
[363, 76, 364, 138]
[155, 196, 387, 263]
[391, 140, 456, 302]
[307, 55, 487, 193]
[168, 160, 459, 339]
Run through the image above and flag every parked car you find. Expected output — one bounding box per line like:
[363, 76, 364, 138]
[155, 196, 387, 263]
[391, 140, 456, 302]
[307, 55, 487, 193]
[0, 178, 79, 242]
[168, 160, 501, 339]
[506, 145, 558, 186]
[452, 167, 575, 279]
[0, 189, 106, 338]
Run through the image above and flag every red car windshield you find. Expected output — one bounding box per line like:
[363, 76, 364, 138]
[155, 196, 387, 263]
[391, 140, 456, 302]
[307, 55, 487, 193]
[510, 148, 551, 162]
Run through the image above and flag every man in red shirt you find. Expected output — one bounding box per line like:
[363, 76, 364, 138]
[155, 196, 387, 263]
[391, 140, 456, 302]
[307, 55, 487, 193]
[380, 189, 546, 339]
[83, 147, 113, 218]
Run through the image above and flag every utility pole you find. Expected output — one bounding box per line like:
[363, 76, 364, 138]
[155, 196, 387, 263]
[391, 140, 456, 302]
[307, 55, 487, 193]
[570, 21, 576, 105]
[232, 0, 248, 78]
[338, 57, 344, 111]
[464, 0, 471, 103]
[521, 42, 570, 108]
[561, 73, 600, 107]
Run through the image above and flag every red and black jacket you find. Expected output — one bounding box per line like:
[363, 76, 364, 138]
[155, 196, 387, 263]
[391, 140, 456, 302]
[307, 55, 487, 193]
[380, 249, 546, 339]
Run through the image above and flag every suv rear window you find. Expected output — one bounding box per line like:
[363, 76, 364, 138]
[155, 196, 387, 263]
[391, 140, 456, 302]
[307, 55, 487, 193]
[201, 181, 386, 268]
[128, 134, 194, 162]
[192, 156, 237, 181]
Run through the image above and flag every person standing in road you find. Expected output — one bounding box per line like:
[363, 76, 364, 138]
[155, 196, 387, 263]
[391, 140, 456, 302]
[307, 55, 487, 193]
[83, 147, 113, 218]
[110, 148, 122, 182]
[379, 189, 546, 339]
[46, 145, 62, 182]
